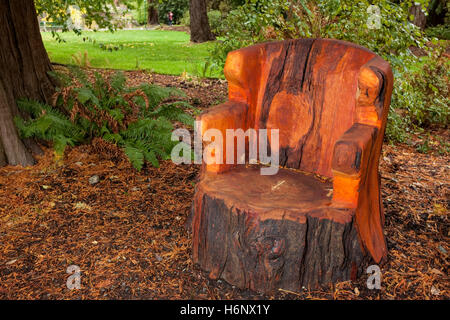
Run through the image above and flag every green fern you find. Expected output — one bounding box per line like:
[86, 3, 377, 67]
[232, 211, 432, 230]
[15, 99, 85, 154]
[124, 144, 145, 171]
[15, 68, 195, 171]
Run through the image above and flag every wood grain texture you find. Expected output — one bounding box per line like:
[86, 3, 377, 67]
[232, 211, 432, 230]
[197, 101, 249, 173]
[192, 38, 393, 292]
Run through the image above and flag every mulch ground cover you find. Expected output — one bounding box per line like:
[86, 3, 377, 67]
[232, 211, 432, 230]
[0, 69, 448, 300]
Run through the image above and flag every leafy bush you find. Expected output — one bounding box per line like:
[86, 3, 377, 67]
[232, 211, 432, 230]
[82, 36, 124, 52]
[180, 10, 190, 26]
[132, 0, 149, 25]
[211, 0, 428, 65]
[15, 68, 197, 170]
[425, 0, 450, 40]
[403, 48, 449, 127]
[209, 0, 449, 143]
[71, 51, 92, 68]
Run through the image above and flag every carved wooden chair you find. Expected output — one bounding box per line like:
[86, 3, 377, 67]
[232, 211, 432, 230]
[191, 39, 393, 293]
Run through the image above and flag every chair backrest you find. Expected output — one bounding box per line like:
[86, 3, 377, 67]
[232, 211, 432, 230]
[225, 38, 389, 177]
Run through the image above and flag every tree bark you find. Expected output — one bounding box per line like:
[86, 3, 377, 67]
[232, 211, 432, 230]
[0, 0, 55, 166]
[147, 0, 159, 25]
[189, 0, 216, 43]
[409, 4, 427, 29]
[0, 136, 7, 167]
[191, 167, 368, 293]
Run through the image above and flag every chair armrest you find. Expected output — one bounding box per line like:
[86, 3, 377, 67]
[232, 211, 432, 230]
[331, 123, 378, 207]
[198, 101, 249, 173]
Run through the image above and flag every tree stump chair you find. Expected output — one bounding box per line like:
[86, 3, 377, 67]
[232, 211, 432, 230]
[191, 38, 393, 293]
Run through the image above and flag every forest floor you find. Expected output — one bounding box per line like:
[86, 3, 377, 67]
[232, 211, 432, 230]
[0, 69, 448, 300]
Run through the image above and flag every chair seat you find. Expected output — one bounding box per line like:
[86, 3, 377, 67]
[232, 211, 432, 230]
[197, 165, 334, 221]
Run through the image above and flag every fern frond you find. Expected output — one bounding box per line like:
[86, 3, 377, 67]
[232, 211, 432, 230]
[16, 68, 194, 169]
[67, 65, 90, 87]
[110, 71, 126, 92]
[150, 103, 195, 127]
[17, 99, 48, 118]
[137, 84, 186, 110]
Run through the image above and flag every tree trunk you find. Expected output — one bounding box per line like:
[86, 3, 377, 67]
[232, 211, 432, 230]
[409, 4, 427, 29]
[189, 0, 216, 43]
[0, 0, 55, 167]
[147, 0, 159, 25]
[191, 167, 368, 293]
[0, 138, 7, 167]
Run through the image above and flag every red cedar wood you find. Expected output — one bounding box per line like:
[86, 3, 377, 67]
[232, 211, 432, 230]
[191, 38, 393, 292]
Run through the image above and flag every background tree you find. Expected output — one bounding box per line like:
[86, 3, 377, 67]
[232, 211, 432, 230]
[0, 0, 117, 167]
[189, 0, 215, 42]
[147, 0, 159, 25]
[135, 0, 159, 25]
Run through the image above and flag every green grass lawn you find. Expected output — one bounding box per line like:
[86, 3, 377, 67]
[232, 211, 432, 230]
[42, 30, 221, 77]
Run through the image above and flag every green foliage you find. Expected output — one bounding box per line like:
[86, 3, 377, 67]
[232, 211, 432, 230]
[15, 68, 196, 170]
[15, 99, 85, 154]
[212, 0, 428, 67]
[416, 136, 432, 154]
[208, 10, 226, 36]
[425, 25, 450, 40]
[83, 36, 124, 51]
[404, 49, 449, 127]
[387, 44, 449, 142]
[120, 117, 175, 170]
[209, 0, 449, 143]
[128, 0, 190, 25]
[208, 0, 245, 11]
[180, 10, 191, 27]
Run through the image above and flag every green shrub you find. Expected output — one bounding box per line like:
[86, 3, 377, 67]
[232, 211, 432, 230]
[134, 0, 149, 25]
[15, 67, 197, 170]
[207, 10, 225, 36]
[209, 0, 449, 143]
[180, 10, 190, 26]
[425, 25, 450, 40]
[406, 49, 449, 124]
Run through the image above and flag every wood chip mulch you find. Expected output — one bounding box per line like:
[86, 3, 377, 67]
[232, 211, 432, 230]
[0, 70, 448, 300]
